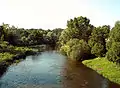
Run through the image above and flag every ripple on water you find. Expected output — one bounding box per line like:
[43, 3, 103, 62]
[0, 51, 120, 88]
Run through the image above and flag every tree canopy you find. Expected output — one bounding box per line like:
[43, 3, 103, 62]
[1, 16, 120, 63]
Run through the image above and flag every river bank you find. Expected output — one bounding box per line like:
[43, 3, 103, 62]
[0, 46, 40, 66]
[0, 50, 120, 88]
[82, 57, 120, 84]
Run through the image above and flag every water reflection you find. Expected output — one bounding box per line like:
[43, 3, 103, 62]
[0, 51, 119, 88]
[61, 60, 120, 88]
[0, 64, 9, 78]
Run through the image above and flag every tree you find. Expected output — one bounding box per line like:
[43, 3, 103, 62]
[106, 21, 120, 62]
[59, 16, 94, 46]
[106, 42, 120, 63]
[89, 25, 110, 57]
[91, 43, 104, 57]
[60, 39, 90, 61]
[59, 16, 94, 61]
[0, 26, 5, 41]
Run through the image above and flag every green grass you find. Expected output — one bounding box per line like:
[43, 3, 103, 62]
[0, 46, 38, 63]
[82, 57, 120, 84]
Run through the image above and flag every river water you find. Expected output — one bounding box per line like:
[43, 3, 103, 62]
[0, 50, 120, 88]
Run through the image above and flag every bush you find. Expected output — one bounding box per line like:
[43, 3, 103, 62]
[106, 21, 120, 63]
[60, 39, 79, 56]
[0, 53, 14, 61]
[88, 25, 110, 57]
[0, 41, 9, 49]
[91, 43, 105, 57]
[60, 45, 70, 55]
[70, 40, 90, 61]
[60, 39, 90, 61]
[106, 42, 120, 63]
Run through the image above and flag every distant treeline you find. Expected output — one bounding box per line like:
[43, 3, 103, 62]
[0, 24, 63, 47]
[1, 16, 120, 63]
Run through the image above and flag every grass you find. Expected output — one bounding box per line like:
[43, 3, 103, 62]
[0, 44, 38, 63]
[82, 57, 120, 84]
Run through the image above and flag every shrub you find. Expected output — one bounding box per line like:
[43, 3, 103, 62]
[106, 21, 120, 63]
[69, 40, 90, 61]
[60, 45, 70, 55]
[0, 52, 14, 61]
[91, 43, 105, 57]
[106, 42, 120, 63]
[60, 39, 90, 61]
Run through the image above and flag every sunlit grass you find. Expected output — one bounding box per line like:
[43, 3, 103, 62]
[82, 57, 120, 84]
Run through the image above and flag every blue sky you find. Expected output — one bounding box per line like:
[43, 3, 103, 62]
[0, 0, 120, 29]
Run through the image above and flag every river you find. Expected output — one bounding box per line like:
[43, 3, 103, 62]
[0, 50, 120, 88]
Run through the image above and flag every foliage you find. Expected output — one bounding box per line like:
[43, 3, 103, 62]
[0, 23, 63, 62]
[89, 25, 110, 57]
[60, 45, 70, 55]
[0, 53, 15, 61]
[106, 42, 120, 62]
[91, 43, 104, 57]
[0, 41, 9, 49]
[60, 39, 90, 61]
[83, 57, 120, 84]
[69, 40, 90, 61]
[106, 21, 120, 62]
[59, 16, 93, 61]
[0, 23, 63, 47]
[59, 16, 93, 46]
[14, 47, 33, 52]
[0, 16, 120, 64]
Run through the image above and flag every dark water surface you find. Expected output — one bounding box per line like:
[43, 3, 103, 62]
[0, 51, 120, 88]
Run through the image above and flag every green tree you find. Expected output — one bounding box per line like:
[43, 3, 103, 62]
[106, 42, 120, 62]
[0, 26, 5, 41]
[89, 25, 110, 57]
[106, 21, 120, 62]
[59, 16, 94, 46]
[60, 39, 90, 61]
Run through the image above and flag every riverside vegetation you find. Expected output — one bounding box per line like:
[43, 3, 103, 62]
[58, 16, 120, 84]
[0, 16, 120, 84]
[0, 25, 63, 64]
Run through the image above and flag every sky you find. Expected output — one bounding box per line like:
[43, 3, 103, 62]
[0, 0, 120, 29]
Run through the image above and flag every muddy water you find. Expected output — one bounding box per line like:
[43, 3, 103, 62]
[0, 51, 119, 88]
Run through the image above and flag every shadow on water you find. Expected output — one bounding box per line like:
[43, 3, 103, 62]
[0, 51, 119, 88]
[61, 60, 120, 88]
[0, 64, 9, 78]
